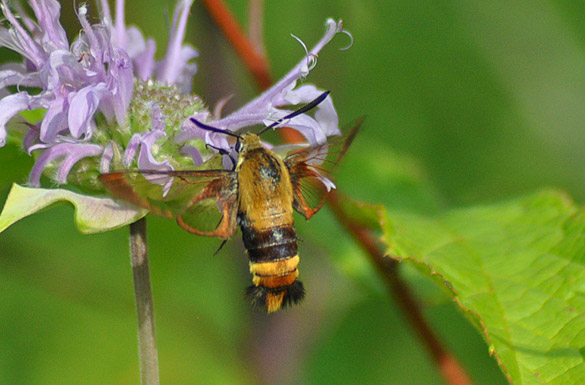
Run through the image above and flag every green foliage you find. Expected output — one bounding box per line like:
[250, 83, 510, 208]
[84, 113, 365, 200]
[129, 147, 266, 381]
[0, 184, 147, 234]
[0, 144, 33, 190]
[1, 0, 585, 384]
[380, 191, 585, 385]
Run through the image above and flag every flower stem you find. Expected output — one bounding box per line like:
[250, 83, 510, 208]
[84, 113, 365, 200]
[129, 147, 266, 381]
[129, 218, 160, 385]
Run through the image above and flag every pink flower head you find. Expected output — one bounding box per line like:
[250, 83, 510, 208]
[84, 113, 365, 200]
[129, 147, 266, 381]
[0, 0, 197, 186]
[0, 1, 347, 193]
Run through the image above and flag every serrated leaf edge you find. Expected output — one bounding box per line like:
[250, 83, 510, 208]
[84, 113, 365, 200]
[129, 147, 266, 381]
[377, 202, 517, 384]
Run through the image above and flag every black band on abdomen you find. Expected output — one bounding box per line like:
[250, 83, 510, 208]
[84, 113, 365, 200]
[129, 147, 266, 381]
[239, 220, 297, 250]
[247, 241, 298, 263]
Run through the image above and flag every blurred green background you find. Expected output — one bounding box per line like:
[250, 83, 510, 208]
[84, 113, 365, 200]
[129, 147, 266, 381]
[2, 0, 583, 383]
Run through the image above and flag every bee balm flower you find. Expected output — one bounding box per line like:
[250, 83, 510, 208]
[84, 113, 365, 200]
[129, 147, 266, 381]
[0, 0, 345, 195]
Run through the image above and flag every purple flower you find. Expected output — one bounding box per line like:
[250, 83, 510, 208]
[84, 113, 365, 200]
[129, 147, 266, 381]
[100, 0, 198, 92]
[0, 0, 347, 193]
[178, 19, 345, 150]
[0, 1, 132, 148]
[0, 0, 197, 187]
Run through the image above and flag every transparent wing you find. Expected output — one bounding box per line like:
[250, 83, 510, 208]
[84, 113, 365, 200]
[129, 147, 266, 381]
[284, 117, 363, 219]
[99, 169, 238, 238]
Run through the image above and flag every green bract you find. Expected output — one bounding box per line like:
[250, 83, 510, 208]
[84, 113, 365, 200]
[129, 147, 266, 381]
[0, 184, 146, 234]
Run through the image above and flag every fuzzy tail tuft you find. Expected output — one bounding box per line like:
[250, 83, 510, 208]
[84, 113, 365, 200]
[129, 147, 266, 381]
[245, 281, 306, 313]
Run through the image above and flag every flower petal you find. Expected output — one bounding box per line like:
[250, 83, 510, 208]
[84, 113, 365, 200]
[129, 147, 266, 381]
[100, 142, 114, 172]
[158, 0, 196, 86]
[23, 125, 40, 152]
[180, 145, 204, 166]
[108, 49, 133, 125]
[0, 63, 41, 89]
[176, 114, 230, 151]
[39, 96, 68, 143]
[123, 134, 141, 167]
[223, 19, 342, 124]
[134, 38, 156, 81]
[314, 92, 340, 137]
[44, 50, 86, 91]
[29, 143, 103, 186]
[315, 173, 336, 192]
[264, 111, 326, 146]
[183, 18, 344, 149]
[137, 105, 171, 171]
[172, 45, 198, 93]
[29, 0, 69, 51]
[0, 1, 45, 67]
[56, 144, 103, 184]
[281, 84, 340, 139]
[0, 92, 30, 147]
[68, 84, 109, 138]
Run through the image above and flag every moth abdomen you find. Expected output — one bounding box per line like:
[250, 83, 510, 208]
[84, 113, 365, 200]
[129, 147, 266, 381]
[246, 242, 303, 313]
[246, 280, 306, 312]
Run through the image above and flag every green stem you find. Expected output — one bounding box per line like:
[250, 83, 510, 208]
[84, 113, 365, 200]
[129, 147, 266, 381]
[129, 218, 160, 385]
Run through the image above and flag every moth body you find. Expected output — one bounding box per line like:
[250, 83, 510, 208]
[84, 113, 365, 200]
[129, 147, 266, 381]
[236, 135, 304, 312]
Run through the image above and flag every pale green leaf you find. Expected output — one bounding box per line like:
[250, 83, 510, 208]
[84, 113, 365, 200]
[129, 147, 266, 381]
[380, 190, 585, 385]
[0, 184, 148, 234]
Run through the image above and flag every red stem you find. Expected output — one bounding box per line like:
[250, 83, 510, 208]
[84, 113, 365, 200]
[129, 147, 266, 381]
[327, 192, 474, 385]
[201, 2, 475, 385]
[200, 0, 272, 90]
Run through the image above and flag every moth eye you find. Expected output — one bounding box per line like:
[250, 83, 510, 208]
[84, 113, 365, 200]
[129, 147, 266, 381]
[235, 141, 243, 152]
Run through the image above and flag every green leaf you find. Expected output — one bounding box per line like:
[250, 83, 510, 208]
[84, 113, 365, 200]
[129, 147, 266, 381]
[0, 184, 148, 234]
[380, 190, 585, 385]
[0, 144, 33, 187]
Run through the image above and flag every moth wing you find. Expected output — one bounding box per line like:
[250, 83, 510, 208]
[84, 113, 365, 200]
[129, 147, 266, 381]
[284, 117, 363, 220]
[99, 169, 238, 238]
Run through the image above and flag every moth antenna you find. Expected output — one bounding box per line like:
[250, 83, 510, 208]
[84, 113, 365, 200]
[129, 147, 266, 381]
[258, 90, 331, 136]
[190, 118, 243, 140]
